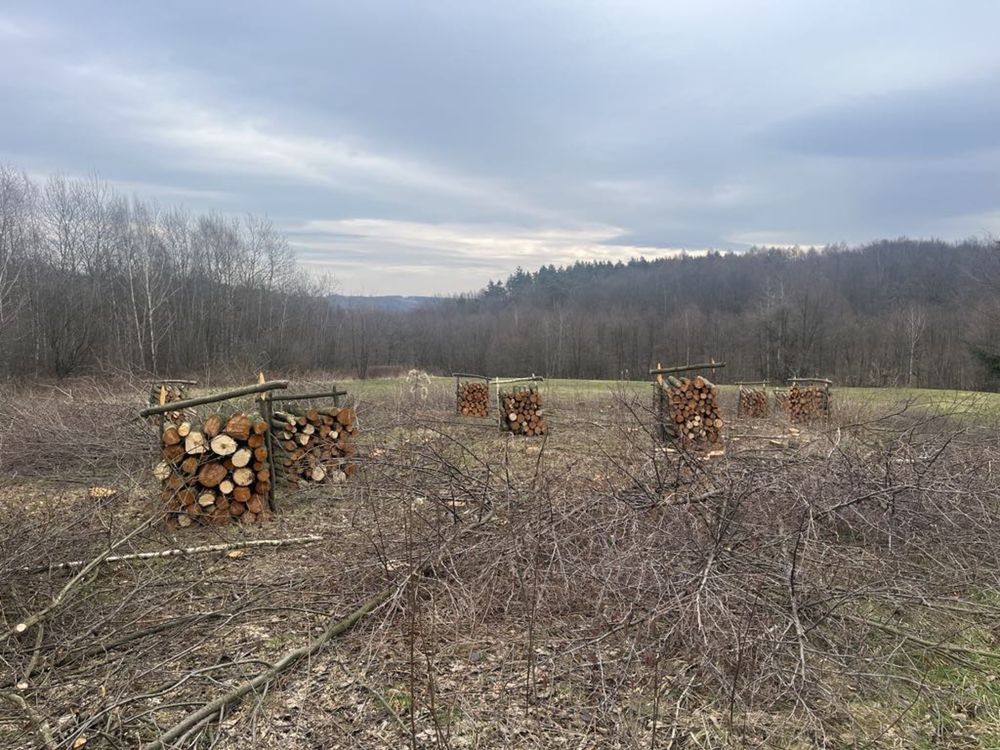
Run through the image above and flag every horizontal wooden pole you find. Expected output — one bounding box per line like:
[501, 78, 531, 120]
[139, 380, 290, 417]
[788, 377, 833, 385]
[150, 379, 198, 386]
[736, 381, 768, 386]
[452, 372, 489, 380]
[270, 389, 348, 403]
[648, 361, 726, 375]
[491, 375, 544, 385]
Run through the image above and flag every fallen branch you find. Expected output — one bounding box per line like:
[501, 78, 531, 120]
[1, 690, 57, 750]
[19, 535, 324, 574]
[7, 513, 160, 638]
[141, 511, 495, 749]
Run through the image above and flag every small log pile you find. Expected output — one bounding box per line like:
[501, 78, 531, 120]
[662, 375, 723, 448]
[270, 406, 357, 485]
[156, 412, 272, 528]
[149, 382, 191, 423]
[787, 383, 831, 422]
[738, 386, 769, 418]
[773, 388, 789, 413]
[457, 382, 489, 417]
[500, 387, 547, 436]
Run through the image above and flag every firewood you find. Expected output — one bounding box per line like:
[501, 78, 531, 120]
[457, 381, 490, 417]
[269, 403, 358, 486]
[203, 414, 223, 438]
[224, 414, 251, 441]
[500, 386, 546, 436]
[658, 376, 723, 451]
[232, 467, 255, 487]
[184, 431, 207, 455]
[209, 434, 238, 456]
[786, 382, 832, 422]
[218, 479, 234, 495]
[197, 463, 227, 488]
[231, 447, 252, 468]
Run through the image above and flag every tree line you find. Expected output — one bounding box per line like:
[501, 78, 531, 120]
[396, 239, 999, 389]
[0, 166, 340, 379]
[1, 165, 997, 389]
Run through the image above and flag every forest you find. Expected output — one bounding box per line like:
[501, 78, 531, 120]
[1, 166, 998, 389]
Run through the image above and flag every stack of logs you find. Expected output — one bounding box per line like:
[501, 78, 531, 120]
[457, 382, 489, 417]
[773, 388, 789, 413]
[149, 382, 190, 423]
[270, 406, 357, 485]
[786, 384, 831, 422]
[500, 387, 547, 436]
[739, 387, 769, 418]
[661, 375, 723, 448]
[156, 413, 271, 527]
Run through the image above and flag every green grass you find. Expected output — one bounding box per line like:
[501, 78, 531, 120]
[342, 376, 1000, 421]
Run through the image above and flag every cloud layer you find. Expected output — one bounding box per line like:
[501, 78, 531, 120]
[1, 1, 998, 293]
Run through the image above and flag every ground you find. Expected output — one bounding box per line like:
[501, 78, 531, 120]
[1, 377, 999, 748]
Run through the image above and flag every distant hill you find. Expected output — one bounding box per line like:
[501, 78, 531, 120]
[328, 294, 439, 312]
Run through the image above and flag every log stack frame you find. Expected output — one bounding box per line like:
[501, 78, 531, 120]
[736, 380, 770, 418]
[268, 385, 358, 488]
[650, 361, 726, 450]
[141, 379, 290, 527]
[453, 373, 491, 418]
[785, 377, 833, 423]
[493, 374, 547, 436]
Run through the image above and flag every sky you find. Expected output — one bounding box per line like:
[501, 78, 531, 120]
[1, 1, 998, 295]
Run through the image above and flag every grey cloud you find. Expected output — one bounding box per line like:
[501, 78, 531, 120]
[1, 1, 999, 293]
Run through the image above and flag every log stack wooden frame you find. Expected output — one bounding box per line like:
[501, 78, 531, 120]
[736, 380, 769, 418]
[493, 375, 547, 436]
[141, 380, 289, 527]
[785, 377, 833, 422]
[268, 386, 358, 487]
[650, 361, 726, 449]
[453, 373, 491, 418]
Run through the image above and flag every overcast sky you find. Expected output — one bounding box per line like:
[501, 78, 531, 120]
[1, 1, 998, 295]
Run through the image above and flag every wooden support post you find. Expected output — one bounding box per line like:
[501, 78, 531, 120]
[257, 373, 278, 514]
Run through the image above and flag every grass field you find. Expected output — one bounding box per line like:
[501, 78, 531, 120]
[345, 376, 1000, 422]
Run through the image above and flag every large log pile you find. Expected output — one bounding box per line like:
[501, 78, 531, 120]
[500, 387, 547, 436]
[457, 382, 489, 417]
[270, 406, 357, 485]
[156, 412, 272, 528]
[662, 375, 723, 448]
[738, 386, 769, 418]
[787, 383, 831, 422]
